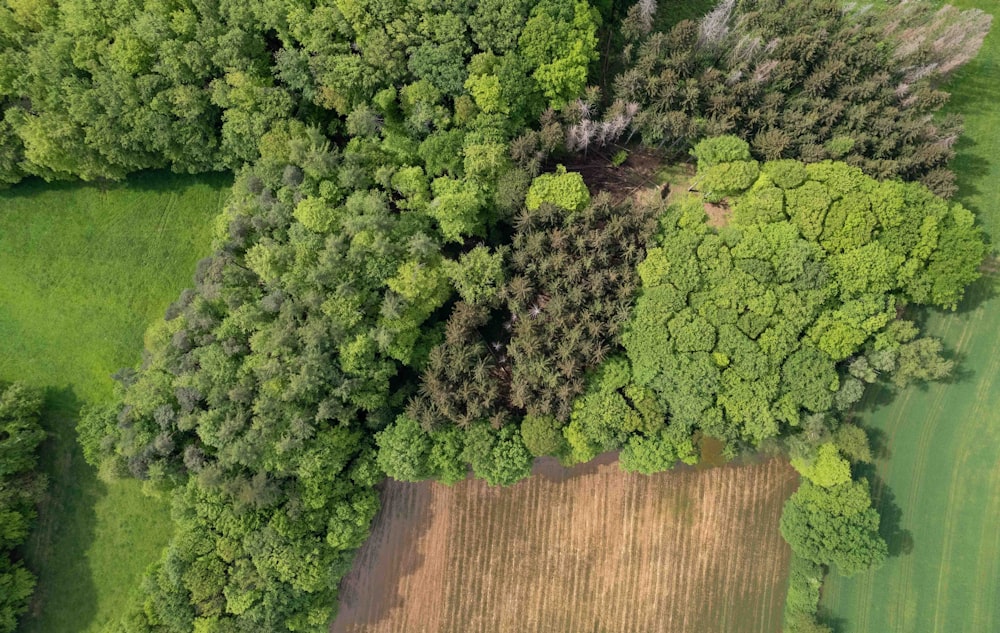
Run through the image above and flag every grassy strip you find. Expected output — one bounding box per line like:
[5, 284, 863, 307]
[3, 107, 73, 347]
[819, 1, 1000, 631]
[0, 171, 228, 633]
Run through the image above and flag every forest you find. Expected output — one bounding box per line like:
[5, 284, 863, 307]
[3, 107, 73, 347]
[0, 1, 994, 632]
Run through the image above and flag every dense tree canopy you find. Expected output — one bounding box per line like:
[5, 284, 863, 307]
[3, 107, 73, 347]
[0, 383, 45, 633]
[622, 136, 983, 454]
[614, 0, 991, 196]
[34, 1, 991, 632]
[0, 0, 600, 185]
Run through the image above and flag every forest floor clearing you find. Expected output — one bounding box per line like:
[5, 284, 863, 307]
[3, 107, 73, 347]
[331, 455, 797, 633]
[821, 1, 1000, 631]
[0, 171, 228, 633]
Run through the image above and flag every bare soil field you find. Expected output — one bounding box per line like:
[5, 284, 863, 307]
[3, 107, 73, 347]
[332, 455, 797, 633]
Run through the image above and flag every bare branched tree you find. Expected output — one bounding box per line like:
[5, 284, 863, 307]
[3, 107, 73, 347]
[698, 0, 737, 51]
[886, 1, 992, 83]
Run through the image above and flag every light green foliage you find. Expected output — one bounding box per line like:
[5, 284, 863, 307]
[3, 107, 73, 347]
[692, 136, 753, 170]
[763, 160, 808, 190]
[791, 443, 852, 488]
[525, 165, 591, 211]
[430, 176, 487, 242]
[700, 160, 760, 203]
[518, 0, 600, 108]
[784, 555, 832, 633]
[294, 196, 337, 233]
[0, 172, 224, 633]
[626, 151, 984, 449]
[781, 479, 888, 576]
[564, 357, 667, 464]
[376, 416, 433, 481]
[619, 428, 697, 474]
[786, 181, 832, 241]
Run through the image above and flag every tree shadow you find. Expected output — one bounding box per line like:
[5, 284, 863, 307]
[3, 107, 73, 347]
[949, 134, 991, 202]
[952, 272, 998, 316]
[865, 426, 891, 461]
[0, 169, 231, 201]
[124, 169, 232, 194]
[854, 463, 914, 558]
[20, 385, 101, 632]
[817, 607, 849, 633]
[330, 479, 435, 632]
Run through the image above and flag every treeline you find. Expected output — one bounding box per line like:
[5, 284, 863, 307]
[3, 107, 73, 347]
[0, 383, 45, 633]
[0, 0, 602, 184]
[613, 0, 991, 197]
[65, 1, 992, 632]
[76, 1, 604, 630]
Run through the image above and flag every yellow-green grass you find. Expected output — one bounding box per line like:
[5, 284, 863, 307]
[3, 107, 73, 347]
[0, 171, 229, 633]
[821, 2, 1000, 631]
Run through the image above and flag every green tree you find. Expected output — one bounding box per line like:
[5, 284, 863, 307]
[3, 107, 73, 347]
[461, 423, 532, 487]
[780, 479, 888, 576]
[525, 165, 590, 211]
[376, 416, 433, 481]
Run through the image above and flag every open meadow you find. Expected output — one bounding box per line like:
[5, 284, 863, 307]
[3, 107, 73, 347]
[0, 172, 228, 633]
[821, 1, 1000, 631]
[332, 456, 798, 633]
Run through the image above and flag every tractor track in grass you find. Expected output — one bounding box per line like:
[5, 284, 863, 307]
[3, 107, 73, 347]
[931, 308, 1000, 631]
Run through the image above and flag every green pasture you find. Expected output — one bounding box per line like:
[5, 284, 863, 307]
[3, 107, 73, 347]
[821, 1, 1000, 631]
[0, 172, 228, 633]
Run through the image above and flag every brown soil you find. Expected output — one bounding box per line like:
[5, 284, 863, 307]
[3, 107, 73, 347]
[563, 147, 667, 204]
[331, 456, 798, 633]
[704, 200, 732, 228]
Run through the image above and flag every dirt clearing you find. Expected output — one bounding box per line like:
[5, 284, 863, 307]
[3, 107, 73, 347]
[331, 455, 797, 633]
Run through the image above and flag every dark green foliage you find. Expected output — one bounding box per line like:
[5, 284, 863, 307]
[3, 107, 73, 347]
[461, 422, 532, 486]
[520, 414, 568, 457]
[408, 192, 660, 436]
[0, 383, 45, 633]
[625, 149, 981, 452]
[783, 555, 832, 633]
[78, 120, 460, 631]
[71, 0, 612, 619]
[616, 0, 992, 197]
[780, 478, 888, 576]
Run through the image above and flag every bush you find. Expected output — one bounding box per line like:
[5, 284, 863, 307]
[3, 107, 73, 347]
[525, 165, 591, 211]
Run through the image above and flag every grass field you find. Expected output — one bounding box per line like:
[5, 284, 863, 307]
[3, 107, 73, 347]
[0, 172, 228, 633]
[332, 456, 798, 633]
[820, 2, 1000, 631]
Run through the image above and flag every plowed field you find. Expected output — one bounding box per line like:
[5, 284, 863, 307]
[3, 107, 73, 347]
[332, 456, 797, 633]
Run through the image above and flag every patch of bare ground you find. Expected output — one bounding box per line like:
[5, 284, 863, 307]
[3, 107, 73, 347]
[704, 199, 732, 228]
[331, 456, 798, 633]
[563, 147, 667, 204]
